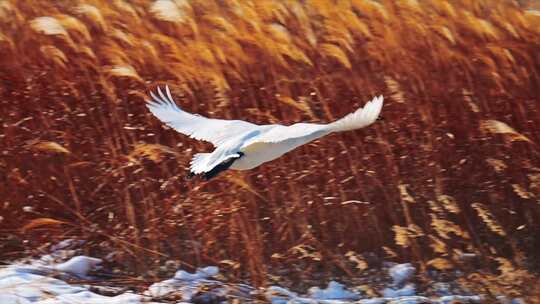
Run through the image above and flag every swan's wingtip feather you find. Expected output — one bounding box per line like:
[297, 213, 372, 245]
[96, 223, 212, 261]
[149, 90, 162, 104]
[145, 99, 158, 108]
[157, 86, 168, 103]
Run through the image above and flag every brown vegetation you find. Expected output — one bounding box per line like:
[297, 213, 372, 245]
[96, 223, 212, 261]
[1, 0, 540, 299]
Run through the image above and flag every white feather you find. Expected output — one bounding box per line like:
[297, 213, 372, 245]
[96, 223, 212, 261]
[146, 85, 257, 146]
[146, 86, 383, 174]
[329, 95, 384, 132]
[189, 153, 210, 174]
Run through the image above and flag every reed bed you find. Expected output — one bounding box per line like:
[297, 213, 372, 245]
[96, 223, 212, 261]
[1, 0, 540, 298]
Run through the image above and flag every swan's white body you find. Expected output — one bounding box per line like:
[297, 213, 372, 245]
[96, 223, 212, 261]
[146, 86, 383, 179]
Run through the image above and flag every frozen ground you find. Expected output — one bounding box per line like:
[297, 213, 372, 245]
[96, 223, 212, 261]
[0, 241, 525, 303]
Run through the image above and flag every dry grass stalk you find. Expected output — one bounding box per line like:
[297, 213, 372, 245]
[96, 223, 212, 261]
[21, 218, 67, 233]
[392, 224, 424, 248]
[427, 257, 453, 270]
[128, 143, 178, 163]
[27, 141, 71, 155]
[437, 194, 461, 214]
[471, 202, 506, 237]
[430, 214, 470, 240]
[480, 120, 532, 144]
[30, 16, 68, 36]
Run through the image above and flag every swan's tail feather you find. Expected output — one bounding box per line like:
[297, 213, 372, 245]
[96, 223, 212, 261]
[329, 95, 384, 132]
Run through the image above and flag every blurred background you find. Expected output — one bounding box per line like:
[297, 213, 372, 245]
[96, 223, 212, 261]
[1, 0, 540, 300]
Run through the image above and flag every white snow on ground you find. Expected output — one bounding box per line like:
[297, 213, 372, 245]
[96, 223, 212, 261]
[0, 244, 525, 304]
[145, 266, 230, 301]
[33, 291, 146, 304]
[264, 264, 486, 304]
[0, 254, 156, 304]
[174, 266, 219, 281]
[382, 283, 416, 298]
[52, 256, 102, 278]
[389, 263, 415, 286]
[308, 281, 360, 301]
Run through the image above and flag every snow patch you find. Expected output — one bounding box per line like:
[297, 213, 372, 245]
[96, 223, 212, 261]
[52, 256, 102, 278]
[308, 281, 361, 301]
[389, 263, 416, 286]
[0, 242, 522, 304]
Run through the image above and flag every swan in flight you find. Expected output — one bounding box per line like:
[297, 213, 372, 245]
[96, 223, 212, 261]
[146, 86, 383, 180]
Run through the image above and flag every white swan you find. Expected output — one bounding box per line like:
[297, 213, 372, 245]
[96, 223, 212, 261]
[146, 86, 383, 179]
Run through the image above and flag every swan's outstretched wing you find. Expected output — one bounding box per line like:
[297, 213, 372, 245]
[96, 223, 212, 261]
[146, 86, 259, 146]
[251, 95, 384, 144]
[328, 95, 384, 132]
[249, 123, 329, 144]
